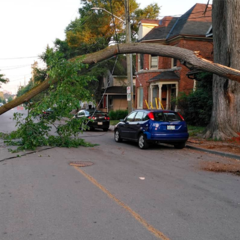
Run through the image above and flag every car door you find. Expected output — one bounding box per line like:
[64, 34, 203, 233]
[128, 111, 145, 140]
[120, 111, 137, 139]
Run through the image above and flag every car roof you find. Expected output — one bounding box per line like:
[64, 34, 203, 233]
[78, 109, 106, 114]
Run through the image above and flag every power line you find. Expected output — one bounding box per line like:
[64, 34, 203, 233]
[0, 64, 32, 68]
[0, 56, 38, 60]
[0, 65, 31, 71]
[9, 78, 30, 82]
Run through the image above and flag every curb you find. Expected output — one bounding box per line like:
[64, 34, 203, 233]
[186, 145, 240, 160]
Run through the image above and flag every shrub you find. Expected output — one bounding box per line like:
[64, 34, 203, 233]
[109, 110, 128, 120]
[174, 72, 213, 126]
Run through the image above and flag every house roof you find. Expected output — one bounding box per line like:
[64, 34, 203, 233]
[140, 3, 212, 42]
[141, 17, 178, 41]
[147, 72, 180, 82]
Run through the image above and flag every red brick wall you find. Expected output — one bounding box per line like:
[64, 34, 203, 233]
[135, 38, 213, 109]
[178, 39, 213, 60]
[159, 57, 171, 69]
[177, 39, 213, 93]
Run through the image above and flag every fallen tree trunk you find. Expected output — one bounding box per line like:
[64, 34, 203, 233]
[1, 43, 240, 115]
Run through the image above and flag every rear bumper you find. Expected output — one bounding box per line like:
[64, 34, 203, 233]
[89, 121, 110, 129]
[145, 132, 189, 142]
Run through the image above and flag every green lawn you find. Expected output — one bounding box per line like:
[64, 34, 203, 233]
[110, 120, 120, 126]
[188, 125, 205, 137]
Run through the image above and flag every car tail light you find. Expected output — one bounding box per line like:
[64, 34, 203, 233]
[88, 116, 96, 120]
[43, 111, 46, 114]
[105, 116, 110, 120]
[148, 112, 155, 120]
[177, 112, 185, 121]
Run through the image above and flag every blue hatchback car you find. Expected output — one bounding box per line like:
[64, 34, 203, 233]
[114, 109, 189, 149]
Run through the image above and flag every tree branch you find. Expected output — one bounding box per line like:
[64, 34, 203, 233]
[1, 43, 240, 115]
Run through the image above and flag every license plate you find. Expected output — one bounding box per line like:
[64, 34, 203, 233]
[98, 122, 103, 125]
[167, 125, 175, 130]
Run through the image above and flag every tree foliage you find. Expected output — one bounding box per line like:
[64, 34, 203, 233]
[5, 50, 96, 152]
[0, 95, 6, 104]
[0, 71, 9, 87]
[176, 73, 213, 126]
[66, 0, 160, 47]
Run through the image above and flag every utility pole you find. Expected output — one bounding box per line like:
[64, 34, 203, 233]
[91, 4, 133, 113]
[124, 0, 133, 113]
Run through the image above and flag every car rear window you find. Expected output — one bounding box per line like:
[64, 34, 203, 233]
[95, 112, 106, 116]
[153, 112, 182, 122]
[88, 110, 106, 116]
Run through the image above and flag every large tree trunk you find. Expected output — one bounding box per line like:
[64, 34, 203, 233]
[204, 0, 240, 139]
[1, 43, 240, 116]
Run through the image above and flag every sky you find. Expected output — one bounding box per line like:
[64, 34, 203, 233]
[0, 0, 212, 95]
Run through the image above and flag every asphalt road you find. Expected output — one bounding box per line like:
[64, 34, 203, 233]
[0, 109, 240, 240]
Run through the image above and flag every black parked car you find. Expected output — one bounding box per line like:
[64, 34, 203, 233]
[40, 108, 54, 119]
[75, 109, 110, 131]
[114, 109, 189, 149]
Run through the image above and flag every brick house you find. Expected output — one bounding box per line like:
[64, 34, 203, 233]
[135, 3, 213, 110]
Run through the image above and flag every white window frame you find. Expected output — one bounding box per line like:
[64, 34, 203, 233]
[137, 87, 143, 109]
[171, 58, 178, 68]
[149, 55, 158, 69]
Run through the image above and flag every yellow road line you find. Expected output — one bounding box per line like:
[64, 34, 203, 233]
[73, 166, 170, 240]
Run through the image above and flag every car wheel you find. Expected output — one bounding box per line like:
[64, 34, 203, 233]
[114, 129, 122, 142]
[103, 128, 108, 131]
[138, 133, 149, 149]
[174, 142, 186, 149]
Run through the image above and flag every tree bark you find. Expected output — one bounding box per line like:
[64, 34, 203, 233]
[204, 0, 240, 139]
[1, 42, 240, 115]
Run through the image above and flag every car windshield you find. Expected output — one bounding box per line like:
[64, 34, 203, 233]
[153, 112, 182, 122]
[88, 110, 107, 116]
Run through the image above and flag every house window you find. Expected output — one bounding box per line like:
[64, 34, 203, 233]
[150, 55, 158, 69]
[137, 87, 143, 109]
[171, 58, 178, 68]
[139, 54, 144, 70]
